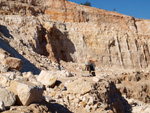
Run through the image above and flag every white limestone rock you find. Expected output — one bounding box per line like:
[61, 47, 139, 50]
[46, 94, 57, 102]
[22, 72, 34, 80]
[9, 80, 43, 106]
[0, 74, 10, 87]
[59, 70, 74, 77]
[93, 77, 100, 82]
[0, 64, 9, 73]
[66, 79, 92, 95]
[37, 70, 57, 87]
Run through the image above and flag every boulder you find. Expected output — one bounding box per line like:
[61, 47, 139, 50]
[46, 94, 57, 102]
[66, 79, 92, 95]
[0, 64, 9, 73]
[0, 88, 16, 107]
[1, 71, 21, 80]
[3, 57, 22, 71]
[59, 70, 74, 77]
[0, 74, 10, 87]
[9, 80, 43, 106]
[0, 71, 23, 87]
[23, 72, 34, 80]
[0, 48, 10, 62]
[93, 77, 100, 82]
[37, 70, 57, 87]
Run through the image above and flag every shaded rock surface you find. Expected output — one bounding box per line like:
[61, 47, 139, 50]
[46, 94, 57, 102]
[2, 104, 50, 113]
[113, 72, 150, 103]
[3, 57, 22, 71]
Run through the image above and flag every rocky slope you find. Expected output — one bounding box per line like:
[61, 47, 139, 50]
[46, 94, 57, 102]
[0, 0, 150, 113]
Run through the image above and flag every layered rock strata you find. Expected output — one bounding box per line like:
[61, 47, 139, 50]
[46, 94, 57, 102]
[0, 0, 150, 70]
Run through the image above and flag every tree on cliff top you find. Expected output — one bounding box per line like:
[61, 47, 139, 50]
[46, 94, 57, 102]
[81, 1, 91, 6]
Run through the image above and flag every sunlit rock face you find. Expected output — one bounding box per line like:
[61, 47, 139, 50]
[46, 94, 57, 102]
[1, 0, 150, 70]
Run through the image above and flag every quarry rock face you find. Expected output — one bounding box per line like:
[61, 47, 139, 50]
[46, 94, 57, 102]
[1, 0, 150, 71]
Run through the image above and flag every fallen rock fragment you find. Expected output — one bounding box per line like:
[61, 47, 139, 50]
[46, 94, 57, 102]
[80, 101, 87, 107]
[0, 64, 9, 73]
[37, 70, 57, 87]
[2, 70, 22, 80]
[3, 57, 22, 71]
[0, 48, 10, 62]
[22, 71, 34, 80]
[0, 88, 16, 107]
[93, 77, 101, 82]
[0, 74, 10, 87]
[66, 79, 92, 95]
[9, 80, 43, 106]
[59, 70, 74, 77]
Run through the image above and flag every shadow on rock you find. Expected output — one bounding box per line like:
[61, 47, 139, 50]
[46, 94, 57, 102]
[0, 25, 14, 39]
[108, 82, 132, 113]
[41, 101, 73, 113]
[39, 24, 76, 63]
[0, 38, 41, 74]
[91, 81, 132, 113]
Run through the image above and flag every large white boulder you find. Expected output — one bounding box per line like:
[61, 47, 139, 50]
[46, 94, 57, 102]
[9, 80, 43, 106]
[37, 70, 57, 87]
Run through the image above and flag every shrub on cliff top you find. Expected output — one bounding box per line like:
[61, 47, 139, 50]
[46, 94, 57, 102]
[81, 1, 91, 6]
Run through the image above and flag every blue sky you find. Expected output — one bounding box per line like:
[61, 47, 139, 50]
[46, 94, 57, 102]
[68, 0, 150, 19]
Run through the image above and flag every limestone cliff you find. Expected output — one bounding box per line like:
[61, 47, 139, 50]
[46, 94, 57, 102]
[0, 0, 150, 70]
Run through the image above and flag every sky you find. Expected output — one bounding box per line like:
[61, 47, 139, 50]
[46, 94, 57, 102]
[68, 0, 150, 19]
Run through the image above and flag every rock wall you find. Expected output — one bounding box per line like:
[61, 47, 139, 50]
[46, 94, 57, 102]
[1, 0, 150, 70]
